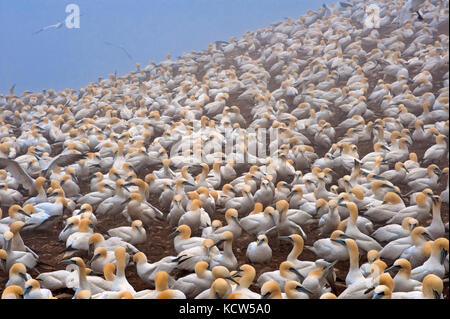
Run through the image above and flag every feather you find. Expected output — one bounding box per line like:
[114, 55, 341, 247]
[42, 153, 86, 178]
[0, 158, 36, 194]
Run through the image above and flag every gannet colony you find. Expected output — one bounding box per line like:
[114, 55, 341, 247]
[0, 0, 448, 299]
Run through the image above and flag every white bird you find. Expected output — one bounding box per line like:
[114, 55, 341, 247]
[372, 217, 419, 243]
[306, 230, 350, 262]
[344, 202, 382, 253]
[133, 252, 178, 287]
[169, 224, 204, 254]
[230, 264, 261, 299]
[106, 220, 146, 245]
[246, 234, 272, 264]
[210, 231, 238, 271]
[170, 261, 213, 298]
[23, 279, 53, 299]
[111, 246, 135, 294]
[410, 238, 449, 281]
[384, 259, 422, 292]
[256, 261, 305, 292]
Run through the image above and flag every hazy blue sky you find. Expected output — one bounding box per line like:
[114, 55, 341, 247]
[0, 0, 335, 94]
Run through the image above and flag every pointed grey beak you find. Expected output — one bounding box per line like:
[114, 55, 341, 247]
[441, 249, 448, 265]
[70, 173, 78, 183]
[182, 181, 195, 187]
[23, 285, 32, 295]
[121, 197, 132, 205]
[364, 286, 375, 294]
[384, 265, 401, 273]
[128, 165, 138, 175]
[261, 292, 271, 299]
[90, 254, 100, 264]
[422, 232, 433, 241]
[372, 291, 385, 299]
[124, 182, 136, 187]
[105, 184, 115, 191]
[227, 276, 240, 286]
[231, 269, 243, 278]
[18, 209, 31, 217]
[331, 238, 346, 246]
[289, 267, 305, 282]
[295, 285, 312, 295]
[433, 289, 441, 299]
[431, 196, 439, 205]
[168, 230, 180, 239]
[344, 180, 353, 188]
[62, 223, 73, 233]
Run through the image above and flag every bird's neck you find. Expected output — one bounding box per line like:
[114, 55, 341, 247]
[223, 241, 234, 257]
[348, 248, 359, 271]
[288, 243, 303, 261]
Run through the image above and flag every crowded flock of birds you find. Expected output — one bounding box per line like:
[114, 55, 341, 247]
[0, 0, 449, 299]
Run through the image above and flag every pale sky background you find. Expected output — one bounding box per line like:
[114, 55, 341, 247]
[0, 0, 335, 94]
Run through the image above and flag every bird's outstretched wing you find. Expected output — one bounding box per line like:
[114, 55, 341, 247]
[0, 158, 36, 194]
[104, 41, 133, 60]
[42, 153, 86, 178]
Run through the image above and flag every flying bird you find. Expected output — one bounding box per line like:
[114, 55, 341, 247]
[33, 14, 84, 35]
[33, 22, 64, 35]
[104, 41, 134, 61]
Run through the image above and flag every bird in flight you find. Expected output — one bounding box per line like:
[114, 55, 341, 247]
[104, 41, 134, 61]
[33, 14, 83, 35]
[33, 21, 64, 35]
